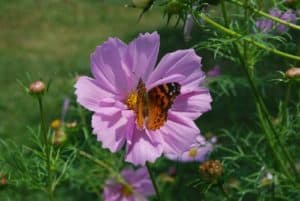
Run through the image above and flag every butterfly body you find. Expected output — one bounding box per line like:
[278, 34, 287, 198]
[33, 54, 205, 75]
[135, 79, 180, 130]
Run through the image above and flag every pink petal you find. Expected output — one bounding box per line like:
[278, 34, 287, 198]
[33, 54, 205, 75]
[75, 76, 114, 112]
[125, 32, 160, 82]
[121, 168, 154, 197]
[91, 38, 131, 98]
[125, 129, 163, 165]
[92, 112, 134, 152]
[103, 181, 123, 201]
[147, 49, 204, 89]
[171, 88, 212, 120]
[157, 112, 199, 155]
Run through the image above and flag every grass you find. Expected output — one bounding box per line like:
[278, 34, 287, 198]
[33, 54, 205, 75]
[0, 0, 167, 142]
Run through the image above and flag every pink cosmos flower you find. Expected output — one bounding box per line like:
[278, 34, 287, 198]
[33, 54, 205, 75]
[103, 167, 154, 201]
[165, 135, 215, 162]
[75, 32, 212, 165]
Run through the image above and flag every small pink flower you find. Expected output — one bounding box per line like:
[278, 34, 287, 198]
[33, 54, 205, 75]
[165, 136, 215, 162]
[75, 32, 212, 165]
[103, 167, 154, 201]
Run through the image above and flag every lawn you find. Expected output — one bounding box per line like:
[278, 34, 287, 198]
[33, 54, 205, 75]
[0, 0, 166, 142]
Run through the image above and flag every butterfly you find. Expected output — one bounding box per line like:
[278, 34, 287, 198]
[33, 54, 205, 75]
[135, 79, 181, 130]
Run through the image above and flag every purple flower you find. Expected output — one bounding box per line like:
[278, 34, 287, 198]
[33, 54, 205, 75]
[256, 8, 298, 34]
[256, 19, 273, 32]
[165, 135, 215, 162]
[207, 65, 220, 77]
[61, 97, 70, 122]
[276, 9, 297, 34]
[269, 8, 283, 18]
[103, 167, 154, 201]
[75, 32, 212, 165]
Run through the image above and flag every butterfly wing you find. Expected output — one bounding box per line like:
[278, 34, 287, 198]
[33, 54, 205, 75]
[146, 83, 180, 130]
[135, 79, 147, 129]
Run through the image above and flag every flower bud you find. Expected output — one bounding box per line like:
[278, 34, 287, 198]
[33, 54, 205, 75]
[132, 0, 151, 8]
[260, 172, 274, 187]
[0, 174, 7, 187]
[51, 119, 61, 130]
[164, 0, 184, 15]
[29, 80, 45, 94]
[52, 129, 67, 145]
[285, 67, 300, 79]
[66, 121, 77, 128]
[200, 160, 223, 182]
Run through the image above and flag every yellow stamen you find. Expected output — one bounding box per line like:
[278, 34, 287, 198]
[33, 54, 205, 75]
[121, 185, 133, 197]
[188, 148, 198, 158]
[126, 91, 138, 111]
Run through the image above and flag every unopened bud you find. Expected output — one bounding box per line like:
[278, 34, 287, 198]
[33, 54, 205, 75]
[52, 129, 67, 145]
[66, 121, 77, 128]
[200, 160, 223, 182]
[260, 172, 274, 186]
[285, 67, 300, 79]
[164, 0, 184, 15]
[51, 119, 61, 130]
[29, 80, 45, 94]
[0, 174, 7, 186]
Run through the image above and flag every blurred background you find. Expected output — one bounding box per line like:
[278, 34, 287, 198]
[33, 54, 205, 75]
[0, 0, 170, 143]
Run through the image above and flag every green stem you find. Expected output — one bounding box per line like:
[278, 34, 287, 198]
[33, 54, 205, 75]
[242, 66, 295, 182]
[78, 150, 132, 190]
[283, 82, 292, 124]
[227, 0, 300, 31]
[217, 1, 299, 182]
[37, 96, 54, 201]
[193, 12, 300, 61]
[220, 0, 229, 27]
[146, 162, 162, 201]
[218, 181, 230, 201]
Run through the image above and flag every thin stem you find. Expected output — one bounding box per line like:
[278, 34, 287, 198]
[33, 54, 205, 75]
[193, 12, 300, 61]
[227, 0, 300, 31]
[78, 150, 132, 190]
[220, 0, 229, 27]
[217, 1, 299, 182]
[79, 150, 115, 174]
[37, 96, 54, 201]
[146, 162, 162, 201]
[218, 181, 230, 201]
[283, 82, 292, 124]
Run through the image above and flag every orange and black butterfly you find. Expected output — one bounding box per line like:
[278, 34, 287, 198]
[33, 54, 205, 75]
[135, 79, 181, 130]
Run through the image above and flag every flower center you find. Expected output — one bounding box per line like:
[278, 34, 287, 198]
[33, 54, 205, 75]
[121, 185, 133, 197]
[126, 91, 138, 111]
[188, 148, 198, 158]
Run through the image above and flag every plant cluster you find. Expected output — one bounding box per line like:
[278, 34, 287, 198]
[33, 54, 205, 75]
[1, 0, 300, 200]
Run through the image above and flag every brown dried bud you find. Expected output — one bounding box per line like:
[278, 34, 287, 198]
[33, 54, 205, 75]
[29, 80, 45, 94]
[200, 160, 223, 182]
[0, 175, 7, 186]
[285, 67, 300, 79]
